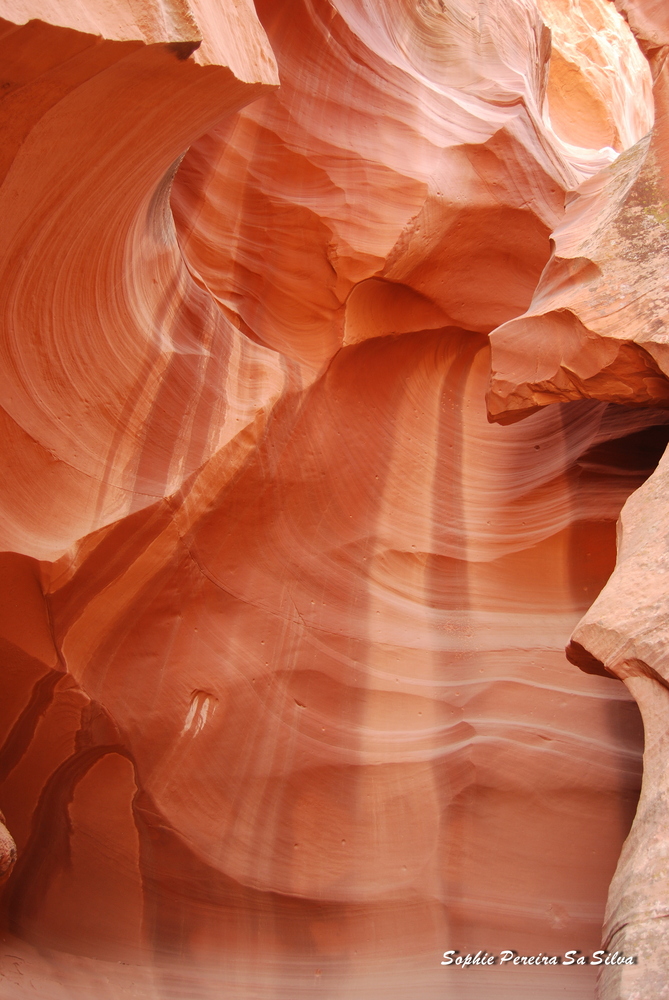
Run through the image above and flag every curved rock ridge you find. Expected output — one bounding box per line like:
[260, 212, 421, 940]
[537, 0, 652, 153]
[2, 342, 659, 995]
[173, 0, 652, 374]
[1, 0, 277, 76]
[0, 1, 665, 999]
[488, 46, 669, 424]
[613, 0, 669, 56]
[569, 445, 669, 995]
[0, 4, 284, 562]
[486, 3, 669, 997]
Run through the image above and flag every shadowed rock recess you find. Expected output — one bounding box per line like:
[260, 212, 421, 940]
[0, 1, 667, 998]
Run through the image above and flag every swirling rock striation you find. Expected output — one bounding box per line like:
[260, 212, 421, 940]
[487, 2, 669, 997]
[0, 2, 666, 1000]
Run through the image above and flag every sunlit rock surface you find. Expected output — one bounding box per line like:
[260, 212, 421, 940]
[488, 55, 669, 423]
[485, 2, 669, 997]
[0, 2, 666, 999]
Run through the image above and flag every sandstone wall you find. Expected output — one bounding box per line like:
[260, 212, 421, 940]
[0, 2, 667, 998]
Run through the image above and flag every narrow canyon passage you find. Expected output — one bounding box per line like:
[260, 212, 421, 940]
[1, 1, 668, 999]
[1, 336, 668, 999]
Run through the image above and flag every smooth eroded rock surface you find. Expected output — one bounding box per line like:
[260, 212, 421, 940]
[0, 2, 667, 999]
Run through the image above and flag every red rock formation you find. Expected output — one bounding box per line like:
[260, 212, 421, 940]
[0, 813, 16, 885]
[0, 2, 666, 999]
[488, 60, 669, 423]
[486, 3, 669, 996]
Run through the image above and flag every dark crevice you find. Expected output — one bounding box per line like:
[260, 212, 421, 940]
[3, 742, 132, 934]
[0, 668, 62, 784]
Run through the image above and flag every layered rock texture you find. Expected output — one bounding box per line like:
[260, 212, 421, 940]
[0, 1, 667, 999]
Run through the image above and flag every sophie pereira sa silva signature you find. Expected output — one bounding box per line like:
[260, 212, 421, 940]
[441, 950, 637, 968]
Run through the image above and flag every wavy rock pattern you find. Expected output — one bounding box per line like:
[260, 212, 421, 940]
[488, 57, 669, 423]
[0, 2, 666, 1000]
[486, 2, 669, 996]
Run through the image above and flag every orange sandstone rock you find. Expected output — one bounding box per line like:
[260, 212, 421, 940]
[0, 812, 16, 884]
[485, 4, 669, 998]
[0, 2, 665, 999]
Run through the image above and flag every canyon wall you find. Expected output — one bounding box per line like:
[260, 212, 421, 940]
[0, 2, 667, 999]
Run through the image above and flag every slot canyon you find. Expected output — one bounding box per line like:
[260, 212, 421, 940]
[0, 1, 668, 998]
